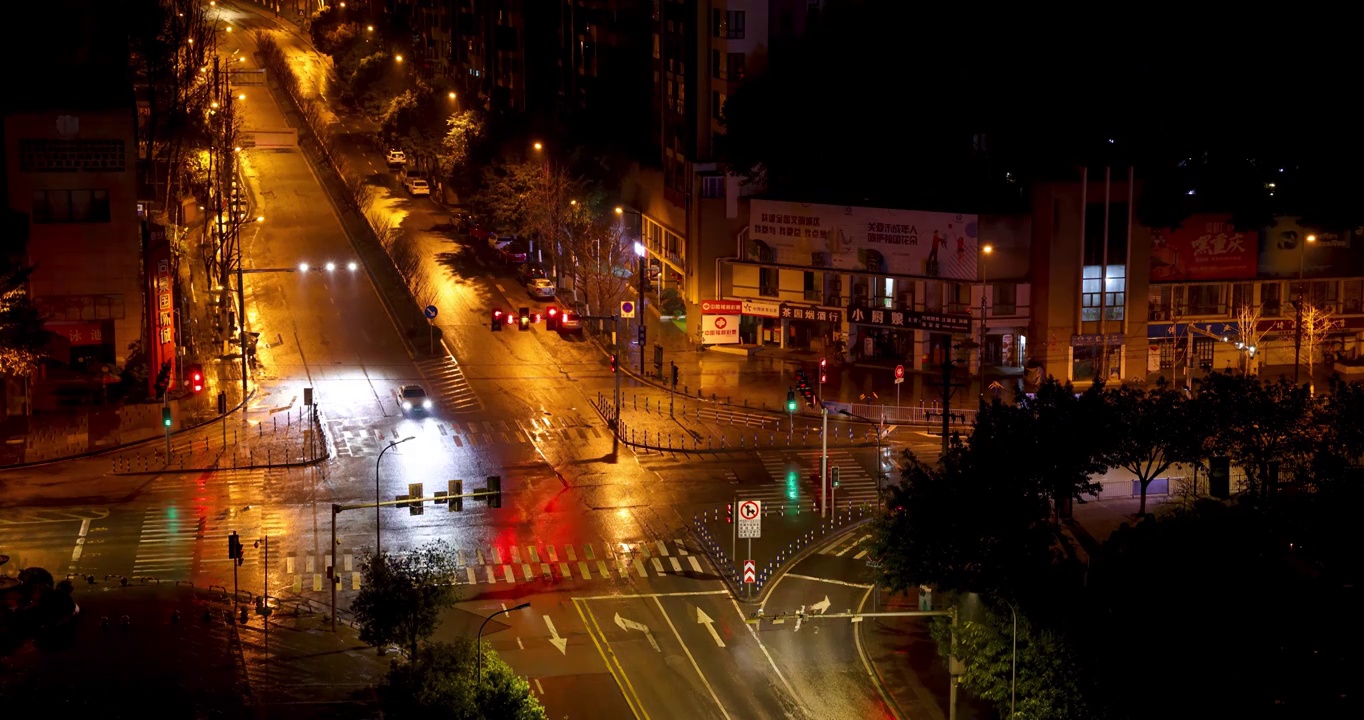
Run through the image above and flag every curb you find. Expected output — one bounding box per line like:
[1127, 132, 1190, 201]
[855, 587, 909, 720]
[0, 388, 259, 472]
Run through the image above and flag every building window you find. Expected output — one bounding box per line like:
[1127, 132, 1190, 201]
[712, 92, 726, 120]
[803, 271, 820, 302]
[759, 267, 778, 297]
[19, 139, 126, 173]
[1230, 282, 1253, 314]
[1260, 283, 1281, 316]
[701, 175, 723, 198]
[1081, 265, 1125, 321]
[652, 34, 660, 59]
[32, 189, 110, 224]
[727, 10, 746, 39]
[726, 53, 745, 81]
[710, 49, 721, 79]
[1186, 283, 1222, 315]
[711, 9, 722, 37]
[992, 282, 1017, 315]
[1343, 280, 1363, 314]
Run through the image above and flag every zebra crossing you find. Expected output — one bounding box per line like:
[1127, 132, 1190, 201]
[144, 468, 270, 496]
[415, 355, 482, 413]
[282, 538, 709, 593]
[749, 449, 881, 510]
[134, 470, 284, 578]
[329, 414, 608, 457]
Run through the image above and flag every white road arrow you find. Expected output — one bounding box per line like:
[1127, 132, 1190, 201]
[543, 615, 567, 655]
[696, 607, 726, 647]
[614, 612, 660, 652]
[810, 595, 831, 615]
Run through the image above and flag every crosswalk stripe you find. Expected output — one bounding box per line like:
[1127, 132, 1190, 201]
[466, 567, 476, 584]
[669, 557, 682, 572]
[547, 546, 558, 562]
[502, 566, 515, 583]
[651, 557, 664, 573]
[560, 562, 572, 579]
[688, 556, 703, 573]
[486, 567, 497, 583]
[633, 559, 647, 577]
[656, 540, 669, 557]
[675, 539, 689, 555]
[578, 561, 592, 579]
[521, 564, 534, 581]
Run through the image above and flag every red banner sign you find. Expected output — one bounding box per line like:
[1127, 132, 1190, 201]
[1149, 214, 1258, 282]
[701, 299, 743, 315]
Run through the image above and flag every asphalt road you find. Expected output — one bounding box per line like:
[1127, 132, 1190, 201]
[0, 5, 940, 717]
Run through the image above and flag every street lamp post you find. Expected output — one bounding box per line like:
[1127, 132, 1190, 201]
[635, 241, 648, 375]
[477, 602, 531, 684]
[978, 244, 993, 393]
[1294, 234, 1316, 385]
[373, 435, 415, 554]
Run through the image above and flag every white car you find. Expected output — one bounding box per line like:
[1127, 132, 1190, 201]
[405, 178, 430, 196]
[526, 278, 556, 299]
[386, 150, 406, 167]
[398, 384, 432, 414]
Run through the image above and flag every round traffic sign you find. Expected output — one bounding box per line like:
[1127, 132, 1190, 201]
[424, 305, 439, 319]
[621, 301, 635, 314]
[894, 364, 905, 379]
[738, 500, 761, 521]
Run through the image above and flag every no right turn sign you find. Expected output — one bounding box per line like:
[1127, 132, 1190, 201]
[737, 500, 762, 538]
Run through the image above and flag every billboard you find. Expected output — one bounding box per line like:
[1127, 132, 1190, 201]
[1148, 214, 1258, 282]
[1258, 217, 1364, 278]
[748, 200, 979, 280]
[700, 313, 740, 344]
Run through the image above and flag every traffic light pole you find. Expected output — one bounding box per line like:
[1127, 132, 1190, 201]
[163, 395, 171, 459]
[614, 314, 622, 434]
[821, 405, 829, 519]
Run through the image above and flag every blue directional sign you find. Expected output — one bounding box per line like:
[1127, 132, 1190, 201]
[424, 305, 439, 319]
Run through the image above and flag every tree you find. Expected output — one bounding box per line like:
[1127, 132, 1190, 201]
[439, 109, 485, 177]
[1298, 302, 1336, 391]
[381, 85, 447, 178]
[1193, 372, 1317, 495]
[1232, 299, 1270, 374]
[1100, 384, 1195, 516]
[469, 161, 542, 239]
[351, 542, 459, 658]
[1016, 379, 1112, 518]
[566, 212, 633, 317]
[0, 213, 47, 377]
[931, 599, 1096, 720]
[378, 639, 547, 720]
[1311, 377, 1364, 484]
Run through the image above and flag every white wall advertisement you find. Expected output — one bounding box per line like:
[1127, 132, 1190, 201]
[748, 199, 979, 280]
[701, 314, 741, 344]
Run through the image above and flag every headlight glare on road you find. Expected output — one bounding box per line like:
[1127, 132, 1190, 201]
[299, 262, 309, 272]
[325, 262, 336, 272]
[422, 399, 432, 409]
[347, 261, 358, 271]
[402, 401, 412, 410]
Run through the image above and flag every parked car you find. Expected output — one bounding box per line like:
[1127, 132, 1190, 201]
[397, 384, 432, 414]
[519, 263, 548, 283]
[500, 239, 529, 264]
[405, 178, 430, 196]
[526, 278, 556, 300]
[386, 149, 406, 167]
[558, 310, 583, 334]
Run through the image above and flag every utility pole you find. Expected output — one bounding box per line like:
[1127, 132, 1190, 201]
[637, 247, 647, 376]
[927, 342, 968, 458]
[820, 405, 829, 519]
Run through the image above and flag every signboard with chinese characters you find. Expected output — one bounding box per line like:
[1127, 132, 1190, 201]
[846, 305, 971, 333]
[1147, 317, 1364, 340]
[144, 221, 176, 394]
[1149, 214, 1258, 282]
[748, 200, 980, 280]
[1258, 216, 1364, 279]
[700, 313, 741, 344]
[49, 322, 105, 347]
[1070, 333, 1125, 348]
[780, 304, 842, 325]
[741, 299, 781, 318]
[700, 299, 743, 315]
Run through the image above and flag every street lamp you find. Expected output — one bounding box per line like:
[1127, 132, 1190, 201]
[1294, 234, 1316, 385]
[478, 602, 531, 684]
[374, 436, 415, 554]
[979, 244, 993, 386]
[635, 240, 648, 375]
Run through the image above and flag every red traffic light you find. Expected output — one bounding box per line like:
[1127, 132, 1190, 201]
[610, 354, 618, 372]
[493, 309, 503, 317]
[547, 307, 558, 316]
[188, 364, 204, 393]
[820, 373, 827, 384]
[819, 357, 827, 369]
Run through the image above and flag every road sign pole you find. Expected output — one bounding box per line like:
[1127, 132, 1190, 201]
[747, 538, 753, 598]
[821, 406, 828, 519]
[330, 504, 338, 633]
[614, 314, 622, 436]
[731, 493, 737, 580]
[429, 321, 434, 354]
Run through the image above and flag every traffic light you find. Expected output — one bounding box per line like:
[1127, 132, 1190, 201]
[819, 358, 827, 384]
[448, 479, 463, 512]
[671, 362, 679, 388]
[610, 354, 618, 373]
[228, 531, 242, 564]
[518, 307, 531, 330]
[189, 364, 204, 393]
[408, 483, 424, 515]
[162, 406, 172, 428]
[485, 475, 502, 508]
[725, 503, 733, 524]
[491, 309, 504, 331]
[831, 466, 841, 488]
[217, 391, 227, 415]
[787, 389, 797, 413]
[545, 306, 559, 331]
[653, 343, 663, 373]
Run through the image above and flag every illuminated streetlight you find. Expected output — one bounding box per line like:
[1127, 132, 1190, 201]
[614, 206, 624, 215]
[367, 25, 374, 32]
[255, 216, 265, 223]
[238, 93, 246, 100]
[299, 263, 310, 272]
[448, 91, 457, 100]
[325, 262, 336, 272]
[395, 54, 403, 63]
[634, 242, 646, 257]
[533, 142, 543, 152]
[1307, 234, 1317, 243]
[347, 261, 358, 271]
[983, 244, 994, 254]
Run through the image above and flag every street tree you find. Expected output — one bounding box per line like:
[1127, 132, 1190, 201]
[1298, 302, 1336, 390]
[1192, 372, 1317, 495]
[1100, 383, 1195, 516]
[351, 541, 459, 658]
[930, 599, 1096, 720]
[381, 86, 446, 178]
[1311, 377, 1364, 484]
[1016, 379, 1111, 518]
[567, 212, 634, 317]
[0, 212, 47, 378]
[469, 161, 541, 238]
[378, 639, 547, 720]
[439, 109, 485, 178]
[1232, 300, 1271, 374]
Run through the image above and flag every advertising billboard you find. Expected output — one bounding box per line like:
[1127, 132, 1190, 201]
[1148, 214, 1258, 282]
[700, 313, 740, 344]
[748, 200, 979, 280]
[1258, 217, 1364, 278]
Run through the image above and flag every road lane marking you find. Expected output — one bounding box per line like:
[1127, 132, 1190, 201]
[566, 545, 577, 562]
[836, 534, 871, 557]
[573, 599, 648, 720]
[853, 549, 869, 560]
[696, 607, 725, 648]
[547, 545, 558, 562]
[650, 558, 664, 574]
[511, 546, 521, 564]
[633, 559, 647, 578]
[584, 544, 596, 561]
[502, 565, 515, 583]
[559, 562, 572, 579]
[534, 678, 544, 695]
[493, 547, 503, 564]
[579, 561, 592, 579]
[597, 560, 611, 579]
[730, 596, 803, 710]
[573, 590, 729, 601]
[541, 563, 552, 580]
[784, 572, 874, 589]
[655, 540, 669, 557]
[486, 567, 497, 583]
[528, 546, 540, 563]
[522, 564, 534, 581]
[687, 556, 703, 573]
[669, 557, 682, 573]
[674, 539, 689, 555]
[652, 596, 730, 720]
[466, 567, 477, 585]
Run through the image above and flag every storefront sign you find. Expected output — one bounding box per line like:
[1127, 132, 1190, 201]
[144, 221, 176, 394]
[847, 305, 970, 333]
[748, 200, 980, 280]
[1259, 216, 1364, 279]
[780, 304, 842, 324]
[701, 313, 741, 344]
[1147, 316, 1364, 340]
[1071, 333, 1125, 348]
[741, 299, 781, 318]
[1149, 214, 1258, 282]
[701, 299, 743, 315]
[50, 322, 106, 347]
